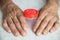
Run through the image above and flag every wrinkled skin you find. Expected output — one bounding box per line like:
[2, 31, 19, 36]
[1, 0, 60, 37]
[33, 3, 60, 36]
[2, 2, 28, 36]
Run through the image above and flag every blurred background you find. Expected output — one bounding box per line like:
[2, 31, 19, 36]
[0, 0, 60, 40]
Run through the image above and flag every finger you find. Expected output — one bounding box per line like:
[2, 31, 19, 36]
[3, 19, 11, 33]
[33, 10, 48, 32]
[43, 17, 57, 34]
[7, 17, 20, 36]
[50, 21, 60, 32]
[12, 16, 26, 36]
[17, 14, 28, 31]
[36, 14, 53, 36]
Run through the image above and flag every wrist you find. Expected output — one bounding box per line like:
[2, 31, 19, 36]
[47, 0, 58, 5]
[0, 0, 12, 7]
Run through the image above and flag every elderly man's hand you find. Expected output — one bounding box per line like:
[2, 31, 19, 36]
[2, 1, 28, 36]
[33, 2, 60, 36]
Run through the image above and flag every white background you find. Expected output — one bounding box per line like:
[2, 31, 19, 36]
[0, 0, 60, 40]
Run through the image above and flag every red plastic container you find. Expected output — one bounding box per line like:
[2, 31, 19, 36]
[24, 9, 38, 28]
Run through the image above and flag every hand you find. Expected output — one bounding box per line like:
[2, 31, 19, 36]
[33, 3, 60, 36]
[2, 2, 28, 36]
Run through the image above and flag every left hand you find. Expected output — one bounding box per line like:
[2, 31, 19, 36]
[33, 3, 60, 36]
[2, 1, 28, 36]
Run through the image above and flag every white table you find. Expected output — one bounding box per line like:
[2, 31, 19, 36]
[0, 0, 60, 40]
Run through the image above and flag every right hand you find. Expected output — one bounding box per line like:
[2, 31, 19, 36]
[2, 1, 28, 36]
[33, 2, 59, 36]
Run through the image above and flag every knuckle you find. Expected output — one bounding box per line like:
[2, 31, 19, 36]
[43, 19, 48, 23]
[8, 21, 13, 26]
[3, 22, 5, 25]
[18, 14, 22, 18]
[15, 21, 19, 24]
[15, 20, 19, 23]
[13, 29, 17, 32]
[54, 17, 57, 20]
[38, 18, 42, 21]
[3, 20, 6, 26]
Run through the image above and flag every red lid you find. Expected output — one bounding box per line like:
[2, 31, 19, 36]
[24, 9, 38, 18]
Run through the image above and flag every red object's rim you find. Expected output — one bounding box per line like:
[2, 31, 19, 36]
[24, 9, 38, 18]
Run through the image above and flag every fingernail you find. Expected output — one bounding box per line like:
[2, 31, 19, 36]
[43, 32, 47, 35]
[33, 29, 36, 32]
[24, 27, 27, 30]
[8, 30, 11, 33]
[22, 32, 26, 36]
[24, 25, 29, 31]
[50, 30, 53, 32]
[15, 32, 20, 36]
[36, 32, 41, 36]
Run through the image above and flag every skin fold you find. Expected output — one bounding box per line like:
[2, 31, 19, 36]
[0, 0, 60, 36]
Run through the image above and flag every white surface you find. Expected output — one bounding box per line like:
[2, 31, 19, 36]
[0, 0, 60, 40]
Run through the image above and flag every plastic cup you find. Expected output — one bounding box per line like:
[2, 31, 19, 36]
[24, 9, 38, 28]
